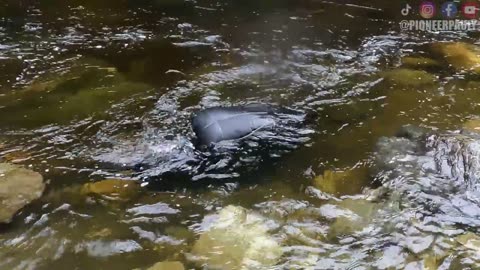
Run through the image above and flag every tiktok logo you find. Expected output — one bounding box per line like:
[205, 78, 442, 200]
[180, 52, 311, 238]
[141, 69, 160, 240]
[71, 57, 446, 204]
[401, 3, 412, 16]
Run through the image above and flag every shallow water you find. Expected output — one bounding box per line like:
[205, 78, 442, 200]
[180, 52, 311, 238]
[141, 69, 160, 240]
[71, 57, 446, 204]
[1, 0, 480, 269]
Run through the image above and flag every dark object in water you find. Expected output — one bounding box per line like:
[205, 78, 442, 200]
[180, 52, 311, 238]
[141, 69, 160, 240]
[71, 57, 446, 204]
[192, 104, 280, 145]
[94, 104, 312, 187]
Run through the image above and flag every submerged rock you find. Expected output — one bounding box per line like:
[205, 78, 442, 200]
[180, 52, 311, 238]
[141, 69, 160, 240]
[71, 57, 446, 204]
[86, 228, 112, 239]
[76, 239, 143, 257]
[190, 205, 282, 270]
[0, 163, 45, 223]
[322, 100, 379, 123]
[146, 261, 184, 270]
[81, 179, 140, 199]
[430, 42, 480, 74]
[463, 118, 480, 133]
[374, 245, 407, 269]
[405, 235, 435, 254]
[427, 133, 480, 186]
[0, 57, 151, 127]
[381, 68, 437, 87]
[313, 167, 369, 196]
[456, 232, 480, 252]
[375, 126, 480, 186]
[127, 202, 179, 216]
[418, 253, 443, 270]
[1, 149, 32, 163]
[324, 199, 379, 239]
[374, 126, 480, 230]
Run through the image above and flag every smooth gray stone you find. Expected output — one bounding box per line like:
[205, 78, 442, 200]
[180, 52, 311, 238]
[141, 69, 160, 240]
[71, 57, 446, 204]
[192, 104, 277, 145]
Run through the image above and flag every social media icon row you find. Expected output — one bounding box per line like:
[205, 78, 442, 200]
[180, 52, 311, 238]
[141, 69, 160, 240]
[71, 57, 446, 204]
[401, 1, 479, 19]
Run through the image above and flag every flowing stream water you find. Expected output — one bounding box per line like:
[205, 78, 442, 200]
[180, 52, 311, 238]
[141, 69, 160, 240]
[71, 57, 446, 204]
[1, 0, 480, 269]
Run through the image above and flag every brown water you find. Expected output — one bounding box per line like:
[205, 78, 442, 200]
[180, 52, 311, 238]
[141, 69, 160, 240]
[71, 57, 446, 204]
[1, 0, 480, 269]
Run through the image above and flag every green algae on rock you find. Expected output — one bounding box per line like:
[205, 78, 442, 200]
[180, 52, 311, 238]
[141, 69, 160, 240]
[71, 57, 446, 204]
[430, 42, 480, 74]
[164, 226, 195, 242]
[0, 58, 151, 127]
[0, 163, 45, 223]
[462, 118, 480, 133]
[86, 228, 113, 239]
[313, 167, 369, 196]
[456, 232, 480, 253]
[146, 261, 185, 270]
[400, 56, 441, 70]
[190, 205, 283, 270]
[81, 179, 141, 199]
[381, 68, 437, 87]
[418, 252, 448, 270]
[1, 149, 32, 164]
[322, 100, 379, 124]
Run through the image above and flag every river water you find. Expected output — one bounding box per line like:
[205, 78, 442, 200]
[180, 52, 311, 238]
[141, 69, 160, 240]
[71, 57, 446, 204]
[1, 0, 480, 269]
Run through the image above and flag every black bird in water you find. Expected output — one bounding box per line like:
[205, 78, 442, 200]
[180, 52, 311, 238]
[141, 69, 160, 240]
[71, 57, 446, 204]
[98, 104, 313, 188]
[192, 104, 281, 146]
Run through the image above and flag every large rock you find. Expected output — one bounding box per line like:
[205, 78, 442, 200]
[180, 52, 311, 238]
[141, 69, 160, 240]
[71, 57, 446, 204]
[0, 163, 45, 223]
[190, 205, 283, 270]
[430, 42, 480, 74]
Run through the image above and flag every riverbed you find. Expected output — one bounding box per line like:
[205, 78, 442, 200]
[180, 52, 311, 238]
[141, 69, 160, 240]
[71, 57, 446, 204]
[1, 0, 480, 269]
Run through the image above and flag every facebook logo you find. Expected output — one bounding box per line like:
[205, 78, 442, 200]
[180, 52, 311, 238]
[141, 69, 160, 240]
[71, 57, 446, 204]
[441, 2, 458, 18]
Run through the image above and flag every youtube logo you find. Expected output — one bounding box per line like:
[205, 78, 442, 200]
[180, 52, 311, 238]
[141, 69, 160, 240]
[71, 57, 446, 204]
[462, 2, 479, 19]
